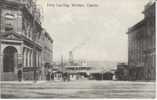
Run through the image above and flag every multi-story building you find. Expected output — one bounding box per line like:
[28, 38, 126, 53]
[127, 1, 155, 80]
[40, 29, 53, 80]
[0, 0, 53, 81]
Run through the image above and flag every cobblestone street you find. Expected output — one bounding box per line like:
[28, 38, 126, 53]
[1, 80, 155, 98]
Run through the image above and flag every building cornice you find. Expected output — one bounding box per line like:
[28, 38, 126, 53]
[127, 19, 146, 34]
[0, 32, 42, 50]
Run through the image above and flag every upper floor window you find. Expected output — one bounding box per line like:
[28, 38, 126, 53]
[4, 13, 15, 32]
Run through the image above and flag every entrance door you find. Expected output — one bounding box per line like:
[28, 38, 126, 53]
[3, 46, 18, 72]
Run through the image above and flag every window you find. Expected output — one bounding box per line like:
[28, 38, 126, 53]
[5, 27, 13, 32]
[4, 13, 15, 32]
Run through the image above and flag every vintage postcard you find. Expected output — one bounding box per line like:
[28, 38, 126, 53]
[0, 0, 156, 99]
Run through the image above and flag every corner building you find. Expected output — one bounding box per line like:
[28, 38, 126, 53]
[0, 0, 53, 81]
[127, 2, 155, 80]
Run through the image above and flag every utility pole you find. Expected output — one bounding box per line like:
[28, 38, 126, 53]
[61, 55, 63, 71]
[61, 55, 64, 81]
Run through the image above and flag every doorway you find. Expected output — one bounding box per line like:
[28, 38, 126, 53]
[3, 46, 18, 72]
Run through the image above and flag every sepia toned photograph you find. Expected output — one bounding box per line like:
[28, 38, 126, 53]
[0, 0, 156, 99]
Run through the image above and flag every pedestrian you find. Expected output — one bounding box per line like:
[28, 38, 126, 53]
[46, 72, 50, 81]
[17, 70, 22, 82]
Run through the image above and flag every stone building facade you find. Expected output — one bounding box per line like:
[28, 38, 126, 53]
[127, 2, 155, 80]
[0, 0, 53, 81]
[40, 29, 53, 80]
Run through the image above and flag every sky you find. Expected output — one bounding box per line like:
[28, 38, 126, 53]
[37, 0, 150, 62]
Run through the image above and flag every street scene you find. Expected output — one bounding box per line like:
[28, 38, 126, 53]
[0, 0, 156, 99]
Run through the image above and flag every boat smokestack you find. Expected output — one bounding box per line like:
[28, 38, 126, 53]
[69, 51, 74, 65]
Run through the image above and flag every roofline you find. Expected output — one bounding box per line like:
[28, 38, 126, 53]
[127, 19, 145, 34]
